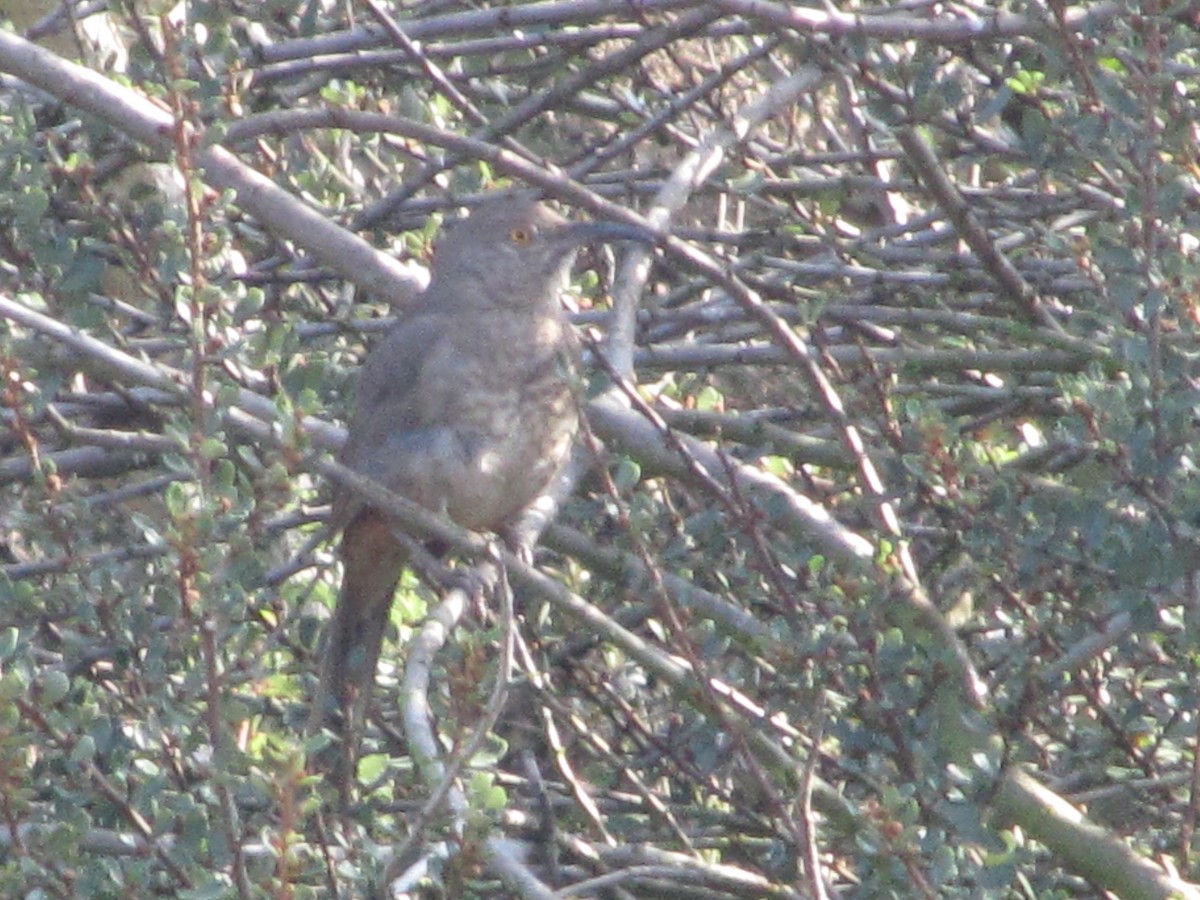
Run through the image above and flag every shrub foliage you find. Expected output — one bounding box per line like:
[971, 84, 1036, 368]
[1, 2, 1199, 897]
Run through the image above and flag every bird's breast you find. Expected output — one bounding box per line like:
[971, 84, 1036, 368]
[411, 313, 579, 528]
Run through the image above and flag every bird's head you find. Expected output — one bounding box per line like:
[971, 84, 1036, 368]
[428, 193, 652, 313]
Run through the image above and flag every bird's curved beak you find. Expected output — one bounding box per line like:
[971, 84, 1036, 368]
[558, 219, 657, 247]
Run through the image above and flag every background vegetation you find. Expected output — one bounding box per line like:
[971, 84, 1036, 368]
[1, 1, 1199, 897]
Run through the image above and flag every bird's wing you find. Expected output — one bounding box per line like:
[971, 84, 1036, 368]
[330, 310, 449, 531]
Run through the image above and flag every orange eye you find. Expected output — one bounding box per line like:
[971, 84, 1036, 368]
[509, 227, 532, 244]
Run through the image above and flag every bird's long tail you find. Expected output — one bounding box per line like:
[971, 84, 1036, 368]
[308, 511, 406, 792]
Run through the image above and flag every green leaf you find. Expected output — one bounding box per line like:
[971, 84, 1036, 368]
[0, 627, 19, 662]
[39, 669, 70, 705]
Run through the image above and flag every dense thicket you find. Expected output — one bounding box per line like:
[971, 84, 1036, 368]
[2, 2, 1199, 897]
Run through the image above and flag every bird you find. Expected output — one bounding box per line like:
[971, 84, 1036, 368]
[308, 192, 649, 785]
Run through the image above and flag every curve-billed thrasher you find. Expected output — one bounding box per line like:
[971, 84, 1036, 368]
[309, 194, 647, 777]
